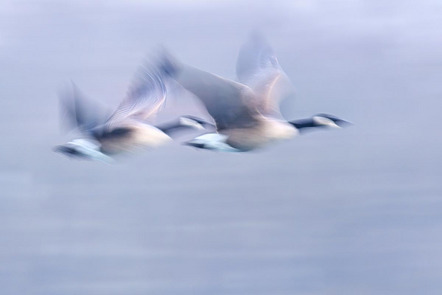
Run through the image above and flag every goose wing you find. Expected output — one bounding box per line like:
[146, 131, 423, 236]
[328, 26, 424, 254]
[236, 34, 294, 117]
[168, 61, 259, 131]
[59, 83, 108, 139]
[107, 61, 167, 126]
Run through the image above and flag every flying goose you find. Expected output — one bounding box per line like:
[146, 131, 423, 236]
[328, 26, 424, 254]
[160, 35, 349, 152]
[55, 61, 209, 162]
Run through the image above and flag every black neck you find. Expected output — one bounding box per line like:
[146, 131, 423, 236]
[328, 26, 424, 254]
[289, 118, 317, 130]
[289, 118, 329, 133]
[156, 119, 186, 136]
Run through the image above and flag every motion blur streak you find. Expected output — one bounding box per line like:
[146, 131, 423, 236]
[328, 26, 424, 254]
[0, 0, 441, 294]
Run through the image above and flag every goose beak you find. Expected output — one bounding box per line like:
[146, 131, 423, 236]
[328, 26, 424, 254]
[53, 145, 76, 155]
[183, 141, 206, 149]
[334, 118, 352, 128]
[313, 114, 352, 129]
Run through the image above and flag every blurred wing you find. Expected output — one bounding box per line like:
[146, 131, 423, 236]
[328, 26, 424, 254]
[236, 34, 294, 117]
[59, 83, 108, 138]
[108, 61, 167, 124]
[173, 63, 259, 130]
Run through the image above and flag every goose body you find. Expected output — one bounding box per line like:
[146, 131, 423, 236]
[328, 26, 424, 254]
[223, 118, 297, 151]
[97, 122, 172, 155]
[55, 61, 208, 161]
[162, 35, 349, 152]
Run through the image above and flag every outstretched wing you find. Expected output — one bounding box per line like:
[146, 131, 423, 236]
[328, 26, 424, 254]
[170, 62, 259, 130]
[236, 34, 294, 117]
[59, 83, 108, 138]
[159, 50, 259, 131]
[107, 60, 167, 125]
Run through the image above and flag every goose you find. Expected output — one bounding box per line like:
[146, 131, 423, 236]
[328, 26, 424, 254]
[55, 61, 209, 162]
[160, 35, 350, 152]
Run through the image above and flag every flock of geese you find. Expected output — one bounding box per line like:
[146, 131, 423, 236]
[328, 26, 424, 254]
[55, 34, 350, 162]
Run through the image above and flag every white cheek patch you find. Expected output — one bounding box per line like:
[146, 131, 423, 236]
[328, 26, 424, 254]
[179, 117, 205, 130]
[189, 133, 240, 152]
[313, 116, 340, 128]
[195, 133, 228, 141]
[66, 139, 114, 163]
[69, 139, 100, 150]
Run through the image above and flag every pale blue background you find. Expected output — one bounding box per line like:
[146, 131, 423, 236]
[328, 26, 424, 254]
[0, 1, 441, 294]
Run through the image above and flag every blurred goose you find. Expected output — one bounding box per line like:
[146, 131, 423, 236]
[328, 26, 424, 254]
[55, 61, 209, 162]
[161, 35, 349, 152]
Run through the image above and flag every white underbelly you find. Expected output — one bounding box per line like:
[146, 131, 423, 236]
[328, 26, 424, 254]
[263, 120, 298, 140]
[101, 124, 172, 154]
[133, 125, 172, 147]
[226, 120, 297, 151]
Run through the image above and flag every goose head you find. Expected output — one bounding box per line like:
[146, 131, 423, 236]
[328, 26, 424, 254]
[312, 114, 351, 128]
